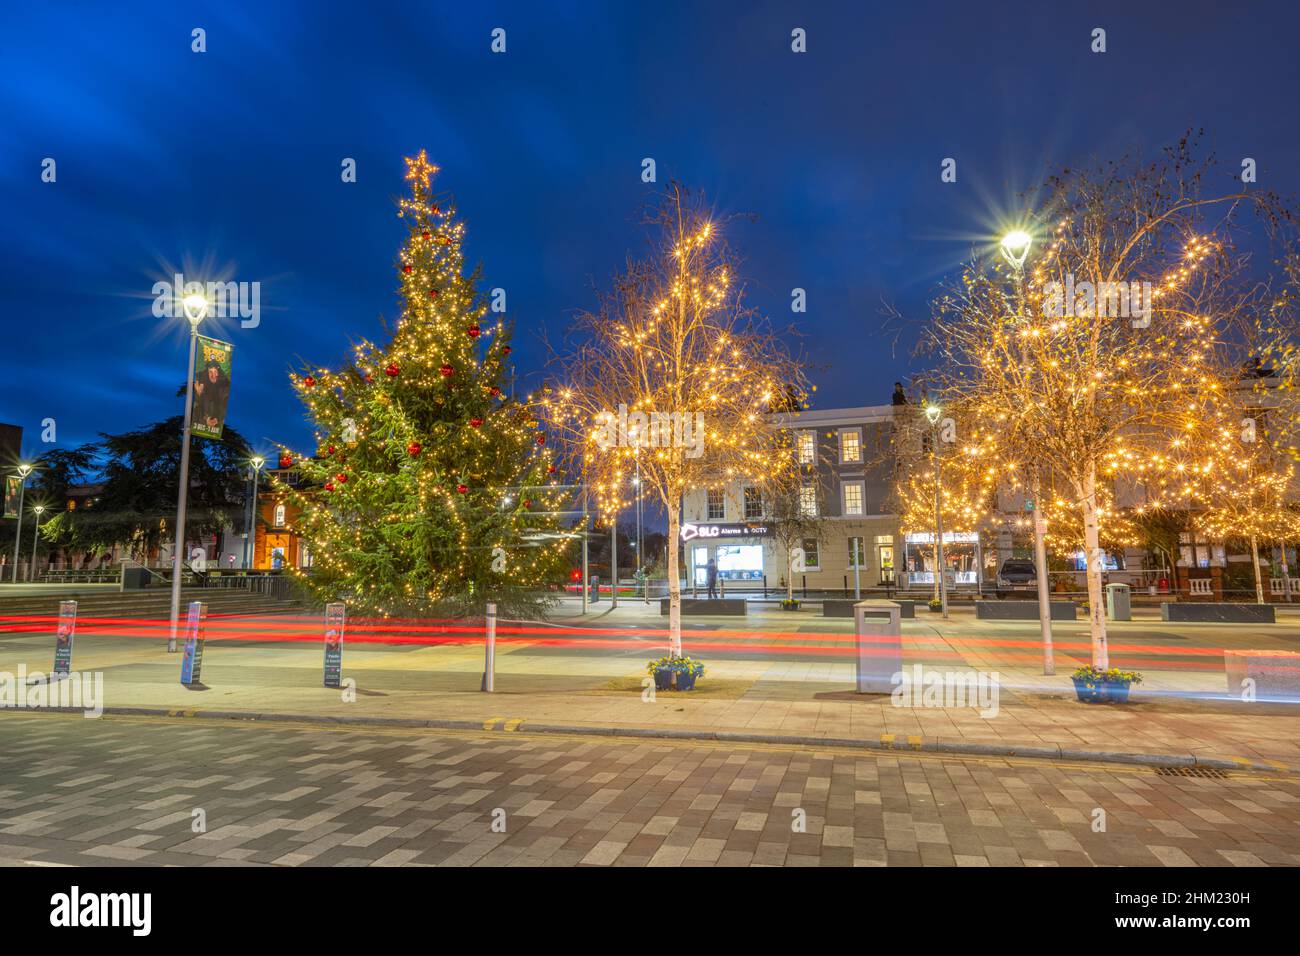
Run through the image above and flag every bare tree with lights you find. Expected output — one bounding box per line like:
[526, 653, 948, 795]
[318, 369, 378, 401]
[922, 140, 1298, 667]
[545, 184, 809, 656]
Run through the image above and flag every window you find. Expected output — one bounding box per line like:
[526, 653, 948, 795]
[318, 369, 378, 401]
[274, 504, 286, 527]
[842, 481, 864, 516]
[848, 537, 865, 568]
[743, 486, 763, 519]
[799, 485, 818, 517]
[797, 431, 815, 465]
[801, 538, 820, 570]
[839, 429, 861, 463]
[706, 488, 725, 521]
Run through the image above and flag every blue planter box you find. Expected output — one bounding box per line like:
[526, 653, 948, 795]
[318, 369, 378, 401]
[1071, 677, 1132, 704]
[676, 669, 700, 691]
[653, 668, 674, 691]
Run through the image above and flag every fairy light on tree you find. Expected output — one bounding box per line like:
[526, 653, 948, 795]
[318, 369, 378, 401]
[275, 152, 565, 617]
[544, 184, 809, 656]
[921, 140, 1298, 667]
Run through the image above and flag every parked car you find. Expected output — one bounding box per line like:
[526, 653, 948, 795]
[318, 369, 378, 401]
[996, 559, 1037, 597]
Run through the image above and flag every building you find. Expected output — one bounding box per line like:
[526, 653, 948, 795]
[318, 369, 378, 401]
[679, 404, 902, 595]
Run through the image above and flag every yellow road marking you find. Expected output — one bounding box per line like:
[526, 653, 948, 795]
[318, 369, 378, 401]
[503, 718, 524, 732]
[907, 735, 923, 750]
[483, 717, 503, 730]
[880, 733, 895, 748]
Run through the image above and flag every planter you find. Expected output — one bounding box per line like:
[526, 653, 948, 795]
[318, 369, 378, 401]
[780, 601, 800, 611]
[675, 669, 699, 691]
[1071, 677, 1132, 704]
[653, 667, 674, 691]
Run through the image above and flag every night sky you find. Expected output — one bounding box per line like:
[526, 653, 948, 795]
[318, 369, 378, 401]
[3, 1, 1298, 463]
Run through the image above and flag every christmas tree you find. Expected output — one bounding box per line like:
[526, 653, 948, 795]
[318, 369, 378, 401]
[278, 151, 567, 617]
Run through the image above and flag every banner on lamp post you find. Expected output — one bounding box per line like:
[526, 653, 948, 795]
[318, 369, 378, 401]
[3, 476, 19, 518]
[191, 335, 234, 440]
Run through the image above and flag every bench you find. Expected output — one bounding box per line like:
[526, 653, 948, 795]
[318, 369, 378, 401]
[1161, 603, 1276, 624]
[975, 601, 1076, 621]
[659, 598, 747, 616]
[823, 599, 915, 619]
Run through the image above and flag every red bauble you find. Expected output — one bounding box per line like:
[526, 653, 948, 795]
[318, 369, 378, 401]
[489, 386, 501, 397]
[466, 324, 480, 338]
[303, 376, 315, 387]
[402, 265, 412, 274]
[279, 454, 293, 469]
[535, 435, 545, 446]
[327, 445, 336, 456]
[456, 483, 468, 494]
[407, 442, 422, 457]
[429, 289, 439, 299]
[385, 363, 400, 377]
[524, 500, 532, 509]
[421, 230, 431, 240]
[336, 473, 347, 483]
[502, 345, 512, 355]
[547, 465, 556, 474]
[439, 364, 454, 377]
[364, 374, 374, 384]
[470, 417, 483, 428]
[431, 205, 440, 215]
[438, 236, 450, 245]
[324, 482, 335, 492]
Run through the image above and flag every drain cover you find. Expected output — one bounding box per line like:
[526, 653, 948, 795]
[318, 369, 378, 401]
[1154, 766, 1230, 779]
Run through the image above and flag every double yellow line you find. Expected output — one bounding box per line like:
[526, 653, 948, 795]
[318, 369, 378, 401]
[482, 716, 525, 732]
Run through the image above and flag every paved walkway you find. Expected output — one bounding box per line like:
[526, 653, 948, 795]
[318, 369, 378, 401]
[2, 712, 1297, 867]
[1, 598, 1297, 772]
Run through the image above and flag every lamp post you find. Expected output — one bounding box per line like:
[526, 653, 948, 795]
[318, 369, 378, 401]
[633, 466, 646, 603]
[28, 504, 46, 582]
[924, 404, 948, 619]
[168, 292, 209, 652]
[243, 456, 265, 570]
[10, 462, 32, 583]
[1001, 228, 1054, 674]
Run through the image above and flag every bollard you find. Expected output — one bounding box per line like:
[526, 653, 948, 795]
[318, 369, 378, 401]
[323, 602, 346, 688]
[482, 602, 496, 692]
[52, 600, 77, 678]
[179, 601, 208, 686]
[853, 600, 902, 694]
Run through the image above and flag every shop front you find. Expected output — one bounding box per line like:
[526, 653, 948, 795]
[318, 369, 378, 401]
[679, 520, 774, 589]
[902, 531, 982, 590]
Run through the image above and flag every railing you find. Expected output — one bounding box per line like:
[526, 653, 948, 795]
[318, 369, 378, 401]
[1189, 578, 1214, 596]
[1268, 578, 1300, 595]
[203, 573, 297, 601]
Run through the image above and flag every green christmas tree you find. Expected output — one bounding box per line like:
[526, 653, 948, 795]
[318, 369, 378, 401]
[278, 151, 567, 617]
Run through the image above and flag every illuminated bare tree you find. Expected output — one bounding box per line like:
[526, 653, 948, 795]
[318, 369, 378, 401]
[545, 185, 809, 655]
[922, 140, 1297, 666]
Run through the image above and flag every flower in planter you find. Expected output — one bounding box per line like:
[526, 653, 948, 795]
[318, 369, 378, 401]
[1071, 665, 1143, 686]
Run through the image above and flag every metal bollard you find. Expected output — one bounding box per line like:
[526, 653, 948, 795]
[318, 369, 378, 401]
[482, 602, 496, 692]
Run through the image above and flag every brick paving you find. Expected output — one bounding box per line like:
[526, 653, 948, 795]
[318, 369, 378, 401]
[1, 712, 1297, 867]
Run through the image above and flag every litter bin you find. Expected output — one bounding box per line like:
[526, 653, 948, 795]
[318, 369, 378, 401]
[121, 566, 150, 590]
[1105, 583, 1131, 622]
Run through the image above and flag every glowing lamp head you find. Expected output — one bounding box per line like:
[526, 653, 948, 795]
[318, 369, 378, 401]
[251, 456, 266, 471]
[924, 404, 942, 425]
[33, 504, 45, 516]
[182, 293, 209, 324]
[999, 230, 1032, 270]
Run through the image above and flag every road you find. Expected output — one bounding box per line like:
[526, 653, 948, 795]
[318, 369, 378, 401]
[1, 712, 1297, 867]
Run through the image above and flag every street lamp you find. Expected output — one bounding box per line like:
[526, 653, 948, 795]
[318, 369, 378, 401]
[923, 404, 948, 619]
[242, 455, 266, 571]
[632, 466, 645, 603]
[9, 462, 32, 583]
[28, 504, 45, 582]
[1000, 229, 1054, 674]
[168, 291, 209, 651]
[999, 230, 1032, 270]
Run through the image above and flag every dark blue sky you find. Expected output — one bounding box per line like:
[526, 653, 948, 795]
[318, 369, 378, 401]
[2, 0, 1298, 463]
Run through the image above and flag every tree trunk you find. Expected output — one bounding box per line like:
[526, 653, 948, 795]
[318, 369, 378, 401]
[1250, 534, 1264, 604]
[1079, 465, 1109, 668]
[932, 540, 940, 604]
[787, 551, 795, 603]
[666, 507, 682, 657]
